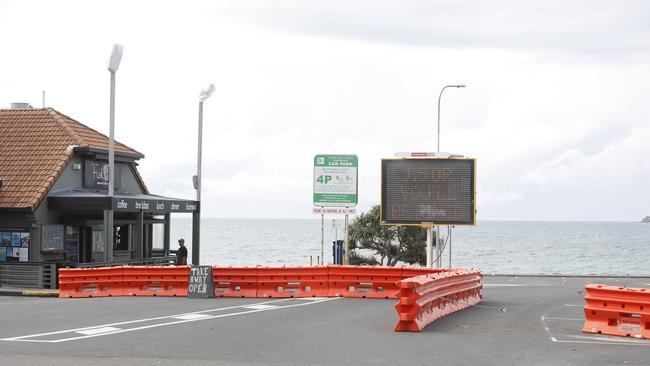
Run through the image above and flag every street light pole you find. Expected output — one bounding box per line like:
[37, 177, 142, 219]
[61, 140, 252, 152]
[106, 43, 123, 263]
[437, 84, 465, 153]
[428, 84, 465, 268]
[192, 84, 215, 265]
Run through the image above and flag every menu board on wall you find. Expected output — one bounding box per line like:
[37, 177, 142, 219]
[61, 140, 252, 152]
[42, 225, 65, 251]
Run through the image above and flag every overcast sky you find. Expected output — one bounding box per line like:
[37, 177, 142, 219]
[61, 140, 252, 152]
[1, 0, 649, 221]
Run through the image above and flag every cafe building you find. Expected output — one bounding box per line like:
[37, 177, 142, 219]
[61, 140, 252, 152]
[0, 106, 198, 267]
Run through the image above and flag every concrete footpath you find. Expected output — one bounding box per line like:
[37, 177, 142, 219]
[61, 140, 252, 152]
[0, 275, 649, 366]
[0, 286, 58, 297]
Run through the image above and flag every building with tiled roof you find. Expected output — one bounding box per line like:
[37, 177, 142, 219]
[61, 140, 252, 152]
[0, 107, 145, 212]
[0, 106, 197, 271]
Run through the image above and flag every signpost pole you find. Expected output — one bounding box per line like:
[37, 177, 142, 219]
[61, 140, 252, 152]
[343, 212, 349, 265]
[321, 210, 324, 266]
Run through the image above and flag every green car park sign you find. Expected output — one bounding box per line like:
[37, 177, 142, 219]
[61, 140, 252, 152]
[313, 155, 358, 207]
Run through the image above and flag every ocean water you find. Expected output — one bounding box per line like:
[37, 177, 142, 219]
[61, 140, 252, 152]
[167, 219, 650, 276]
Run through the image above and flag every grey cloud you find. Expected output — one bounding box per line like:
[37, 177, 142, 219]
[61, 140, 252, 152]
[217, 0, 650, 58]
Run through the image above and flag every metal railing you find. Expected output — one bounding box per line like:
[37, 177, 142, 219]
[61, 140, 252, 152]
[74, 255, 177, 268]
[0, 262, 58, 289]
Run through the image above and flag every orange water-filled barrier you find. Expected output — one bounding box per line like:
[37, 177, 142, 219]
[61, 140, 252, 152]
[582, 284, 650, 339]
[327, 265, 404, 299]
[213, 266, 259, 298]
[59, 267, 124, 298]
[393, 269, 483, 332]
[257, 266, 329, 298]
[122, 266, 189, 297]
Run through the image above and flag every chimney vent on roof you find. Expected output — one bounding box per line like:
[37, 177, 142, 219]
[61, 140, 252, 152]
[10, 102, 33, 109]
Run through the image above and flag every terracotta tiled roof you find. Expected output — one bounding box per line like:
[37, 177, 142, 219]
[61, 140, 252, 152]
[0, 107, 146, 211]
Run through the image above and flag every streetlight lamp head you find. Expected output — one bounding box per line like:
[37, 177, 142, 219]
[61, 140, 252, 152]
[108, 44, 124, 73]
[199, 84, 216, 102]
[457, 84, 466, 88]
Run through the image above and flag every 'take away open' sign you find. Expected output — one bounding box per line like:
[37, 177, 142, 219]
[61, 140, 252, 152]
[187, 265, 215, 298]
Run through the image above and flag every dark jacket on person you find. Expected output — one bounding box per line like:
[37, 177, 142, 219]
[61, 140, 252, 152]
[176, 246, 188, 265]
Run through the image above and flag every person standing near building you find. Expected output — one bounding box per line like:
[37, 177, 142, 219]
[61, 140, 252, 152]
[176, 238, 188, 265]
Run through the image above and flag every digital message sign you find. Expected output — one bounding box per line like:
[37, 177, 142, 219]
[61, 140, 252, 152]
[381, 158, 475, 225]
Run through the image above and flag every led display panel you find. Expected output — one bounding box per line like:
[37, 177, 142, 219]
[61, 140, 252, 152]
[381, 158, 475, 225]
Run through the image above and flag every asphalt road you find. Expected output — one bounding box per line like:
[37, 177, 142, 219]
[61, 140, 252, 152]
[1, 275, 649, 366]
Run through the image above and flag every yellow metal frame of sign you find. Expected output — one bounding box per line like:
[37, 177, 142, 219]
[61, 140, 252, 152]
[379, 157, 477, 227]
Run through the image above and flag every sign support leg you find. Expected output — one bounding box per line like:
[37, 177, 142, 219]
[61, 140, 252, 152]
[448, 226, 452, 268]
[320, 211, 324, 266]
[435, 226, 441, 268]
[343, 213, 349, 265]
[426, 227, 433, 268]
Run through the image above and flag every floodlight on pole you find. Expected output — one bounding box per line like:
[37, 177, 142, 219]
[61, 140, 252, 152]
[199, 84, 215, 103]
[108, 44, 124, 73]
[192, 83, 215, 266]
[106, 43, 124, 263]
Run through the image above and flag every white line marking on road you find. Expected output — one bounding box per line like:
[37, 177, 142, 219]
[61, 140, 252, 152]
[565, 334, 649, 344]
[483, 284, 526, 287]
[75, 327, 122, 336]
[242, 304, 278, 310]
[564, 304, 583, 307]
[172, 314, 213, 321]
[295, 297, 327, 301]
[543, 317, 583, 321]
[0, 297, 340, 343]
[0, 298, 290, 341]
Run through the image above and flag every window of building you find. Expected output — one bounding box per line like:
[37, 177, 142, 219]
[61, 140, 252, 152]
[114, 225, 131, 251]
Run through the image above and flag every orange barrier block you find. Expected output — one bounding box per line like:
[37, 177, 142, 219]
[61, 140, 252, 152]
[328, 265, 404, 299]
[213, 266, 258, 298]
[59, 267, 124, 298]
[122, 266, 189, 296]
[394, 269, 482, 332]
[582, 284, 650, 339]
[401, 267, 449, 280]
[257, 266, 329, 298]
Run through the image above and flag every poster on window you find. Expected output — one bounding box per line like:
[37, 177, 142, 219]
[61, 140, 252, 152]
[20, 233, 30, 247]
[19, 248, 28, 261]
[11, 233, 21, 246]
[6, 247, 16, 258]
[1, 232, 10, 246]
